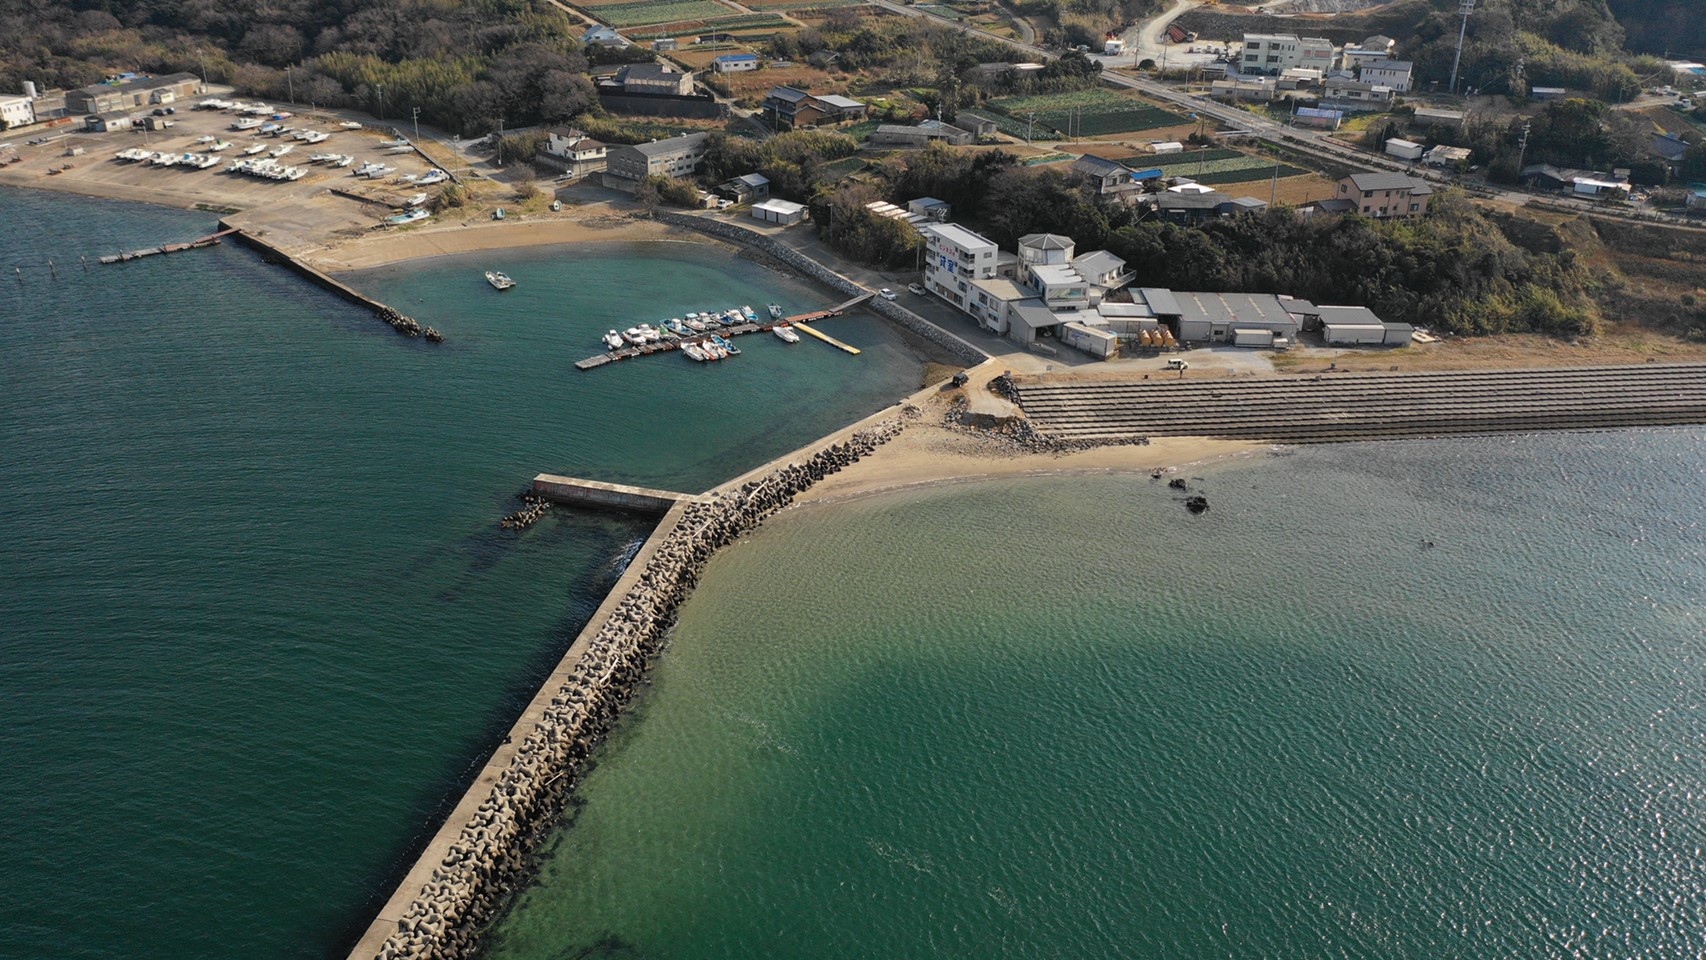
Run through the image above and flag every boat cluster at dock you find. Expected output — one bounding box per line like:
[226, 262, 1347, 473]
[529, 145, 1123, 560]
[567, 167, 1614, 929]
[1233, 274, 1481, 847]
[604, 303, 788, 363]
[370, 414, 913, 960]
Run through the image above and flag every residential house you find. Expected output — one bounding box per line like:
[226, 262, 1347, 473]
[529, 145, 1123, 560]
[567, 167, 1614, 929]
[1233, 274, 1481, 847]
[1240, 34, 1335, 77]
[1652, 132, 1690, 163]
[0, 94, 34, 128]
[1520, 163, 1630, 197]
[67, 73, 199, 114]
[716, 173, 769, 203]
[602, 132, 709, 191]
[1322, 77, 1394, 110]
[1212, 78, 1276, 103]
[1339, 47, 1391, 71]
[584, 25, 629, 47]
[1155, 190, 1231, 223]
[954, 112, 1000, 139]
[869, 120, 973, 147]
[711, 53, 760, 73]
[906, 197, 952, 221]
[1071, 249, 1133, 300]
[609, 62, 694, 96]
[543, 128, 608, 178]
[762, 87, 865, 130]
[1071, 154, 1146, 198]
[1336, 172, 1432, 218]
[1359, 59, 1413, 93]
[1362, 35, 1397, 56]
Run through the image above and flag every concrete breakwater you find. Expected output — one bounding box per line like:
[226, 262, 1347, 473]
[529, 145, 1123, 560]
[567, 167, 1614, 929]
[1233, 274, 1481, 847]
[221, 224, 444, 343]
[352, 415, 909, 960]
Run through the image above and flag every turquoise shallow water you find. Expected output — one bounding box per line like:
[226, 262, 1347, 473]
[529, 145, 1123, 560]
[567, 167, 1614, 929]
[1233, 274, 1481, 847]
[489, 431, 1706, 959]
[0, 186, 921, 960]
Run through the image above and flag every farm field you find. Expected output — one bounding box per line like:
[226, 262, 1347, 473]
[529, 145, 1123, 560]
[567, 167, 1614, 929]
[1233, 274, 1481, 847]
[590, 0, 730, 24]
[984, 89, 1189, 138]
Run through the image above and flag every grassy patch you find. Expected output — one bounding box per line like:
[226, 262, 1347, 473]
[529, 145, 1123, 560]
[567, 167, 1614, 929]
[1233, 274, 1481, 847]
[985, 89, 1188, 137]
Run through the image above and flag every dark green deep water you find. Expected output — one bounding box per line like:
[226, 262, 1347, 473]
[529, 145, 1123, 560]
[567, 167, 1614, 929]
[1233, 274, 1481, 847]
[5, 187, 1705, 960]
[0, 187, 920, 960]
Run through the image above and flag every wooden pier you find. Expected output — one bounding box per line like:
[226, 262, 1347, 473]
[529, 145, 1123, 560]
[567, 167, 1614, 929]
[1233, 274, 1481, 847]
[573, 292, 876, 371]
[98, 227, 238, 264]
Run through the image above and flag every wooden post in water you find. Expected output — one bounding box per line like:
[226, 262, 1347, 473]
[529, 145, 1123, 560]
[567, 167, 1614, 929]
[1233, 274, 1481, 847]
[48, 259, 56, 279]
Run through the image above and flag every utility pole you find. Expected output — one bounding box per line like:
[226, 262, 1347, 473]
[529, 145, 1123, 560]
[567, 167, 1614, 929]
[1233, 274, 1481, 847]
[1449, 0, 1476, 97]
[411, 106, 421, 144]
[1271, 156, 1280, 205]
[196, 46, 208, 93]
[496, 117, 504, 167]
[286, 64, 294, 104]
[1515, 119, 1531, 174]
[376, 83, 385, 119]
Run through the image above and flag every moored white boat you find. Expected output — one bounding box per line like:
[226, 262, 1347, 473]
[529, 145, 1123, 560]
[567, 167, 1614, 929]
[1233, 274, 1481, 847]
[767, 303, 784, 320]
[486, 271, 516, 290]
[774, 324, 800, 344]
[603, 330, 625, 350]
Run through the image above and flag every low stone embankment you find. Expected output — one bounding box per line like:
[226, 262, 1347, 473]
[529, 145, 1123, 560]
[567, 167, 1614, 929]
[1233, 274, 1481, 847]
[368, 416, 907, 960]
[652, 212, 988, 367]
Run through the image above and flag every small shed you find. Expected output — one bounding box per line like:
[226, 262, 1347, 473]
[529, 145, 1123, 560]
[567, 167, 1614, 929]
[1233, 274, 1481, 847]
[1530, 86, 1566, 100]
[1062, 321, 1118, 359]
[1384, 138, 1424, 161]
[751, 198, 806, 225]
[1151, 141, 1184, 154]
[1318, 304, 1407, 346]
[85, 112, 132, 132]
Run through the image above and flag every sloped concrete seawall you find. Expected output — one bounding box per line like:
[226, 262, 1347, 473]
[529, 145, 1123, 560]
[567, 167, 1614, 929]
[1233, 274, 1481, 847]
[651, 212, 989, 367]
[349, 413, 912, 960]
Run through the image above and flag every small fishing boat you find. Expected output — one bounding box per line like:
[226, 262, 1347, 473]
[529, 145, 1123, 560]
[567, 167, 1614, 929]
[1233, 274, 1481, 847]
[339, 121, 364, 130]
[406, 193, 429, 207]
[773, 324, 800, 344]
[384, 208, 429, 226]
[194, 135, 216, 144]
[684, 316, 707, 333]
[622, 328, 646, 346]
[682, 343, 707, 362]
[209, 140, 232, 151]
[486, 271, 516, 291]
[767, 303, 784, 320]
[379, 137, 410, 147]
[417, 170, 448, 186]
[269, 144, 294, 158]
[243, 144, 267, 155]
[603, 330, 625, 350]
[741, 305, 758, 322]
[713, 335, 740, 356]
[332, 155, 355, 168]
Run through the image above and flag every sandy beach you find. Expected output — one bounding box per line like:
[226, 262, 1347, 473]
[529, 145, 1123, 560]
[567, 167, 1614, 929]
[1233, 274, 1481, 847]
[793, 415, 1265, 506]
[300, 210, 700, 271]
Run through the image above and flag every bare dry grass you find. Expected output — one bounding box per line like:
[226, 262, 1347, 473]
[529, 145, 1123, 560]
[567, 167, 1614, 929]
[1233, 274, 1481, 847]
[1271, 330, 1706, 373]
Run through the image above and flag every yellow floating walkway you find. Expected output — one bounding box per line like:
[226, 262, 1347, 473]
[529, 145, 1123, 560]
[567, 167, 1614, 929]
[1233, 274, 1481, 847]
[792, 321, 861, 355]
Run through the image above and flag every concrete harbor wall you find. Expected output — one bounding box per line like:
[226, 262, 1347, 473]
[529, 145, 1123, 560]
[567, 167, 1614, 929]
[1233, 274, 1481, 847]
[530, 474, 698, 514]
[1013, 364, 1706, 442]
[651, 212, 990, 367]
[347, 410, 915, 960]
[223, 224, 441, 340]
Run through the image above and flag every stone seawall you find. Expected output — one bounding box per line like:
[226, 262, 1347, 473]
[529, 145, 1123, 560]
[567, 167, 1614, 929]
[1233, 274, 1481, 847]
[358, 416, 909, 960]
[651, 212, 989, 367]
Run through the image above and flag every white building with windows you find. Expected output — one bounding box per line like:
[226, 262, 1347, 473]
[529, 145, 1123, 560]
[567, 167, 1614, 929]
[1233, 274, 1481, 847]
[921, 222, 1000, 314]
[1240, 34, 1335, 77]
[1360, 59, 1413, 93]
[0, 94, 35, 129]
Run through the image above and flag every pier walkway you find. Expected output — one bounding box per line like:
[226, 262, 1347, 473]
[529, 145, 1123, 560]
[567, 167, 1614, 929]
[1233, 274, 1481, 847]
[98, 227, 237, 264]
[573, 293, 877, 371]
[1014, 364, 1706, 442]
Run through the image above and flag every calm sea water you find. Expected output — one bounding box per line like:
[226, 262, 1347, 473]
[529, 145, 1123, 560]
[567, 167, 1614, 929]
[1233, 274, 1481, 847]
[489, 431, 1706, 960]
[0, 186, 921, 960]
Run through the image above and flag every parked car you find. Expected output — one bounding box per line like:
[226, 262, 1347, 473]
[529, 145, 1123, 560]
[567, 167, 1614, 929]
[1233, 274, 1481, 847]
[877, 288, 897, 300]
[907, 283, 926, 295]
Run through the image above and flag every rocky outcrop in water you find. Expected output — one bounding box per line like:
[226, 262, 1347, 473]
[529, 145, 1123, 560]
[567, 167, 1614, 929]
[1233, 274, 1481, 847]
[499, 495, 552, 530]
[370, 417, 907, 960]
